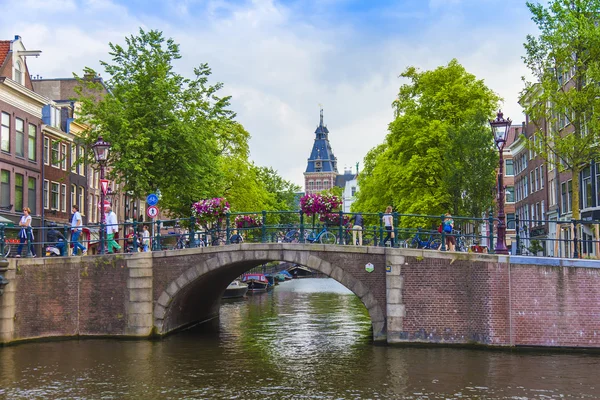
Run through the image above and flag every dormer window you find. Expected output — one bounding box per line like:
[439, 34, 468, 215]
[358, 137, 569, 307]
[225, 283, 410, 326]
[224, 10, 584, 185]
[14, 60, 24, 85]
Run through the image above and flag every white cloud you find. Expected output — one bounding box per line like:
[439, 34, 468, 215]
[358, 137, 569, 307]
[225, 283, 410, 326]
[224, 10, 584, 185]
[0, 0, 537, 189]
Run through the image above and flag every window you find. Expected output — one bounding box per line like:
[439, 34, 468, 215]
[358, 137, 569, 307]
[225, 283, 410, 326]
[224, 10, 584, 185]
[43, 180, 49, 209]
[541, 200, 545, 222]
[506, 186, 515, 203]
[561, 180, 572, 214]
[15, 174, 23, 211]
[94, 195, 99, 222]
[523, 176, 528, 197]
[351, 186, 356, 196]
[315, 180, 322, 191]
[582, 166, 593, 208]
[51, 141, 60, 168]
[1, 112, 10, 152]
[79, 187, 85, 215]
[88, 195, 94, 224]
[51, 182, 59, 210]
[549, 178, 557, 206]
[536, 203, 541, 225]
[79, 146, 85, 175]
[505, 159, 514, 176]
[71, 146, 76, 172]
[15, 118, 24, 157]
[530, 171, 535, 193]
[14, 60, 24, 85]
[28, 177, 36, 215]
[0, 170, 9, 207]
[61, 184, 67, 212]
[61, 143, 67, 170]
[43, 137, 49, 165]
[28, 124, 36, 161]
[71, 185, 76, 210]
[507, 213, 515, 230]
[308, 181, 314, 192]
[540, 165, 544, 188]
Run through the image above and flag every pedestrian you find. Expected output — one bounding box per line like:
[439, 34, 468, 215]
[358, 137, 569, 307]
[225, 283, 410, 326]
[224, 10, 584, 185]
[381, 206, 394, 247]
[350, 212, 364, 246]
[142, 225, 150, 252]
[47, 222, 67, 256]
[443, 213, 456, 251]
[16, 207, 36, 257]
[104, 205, 122, 253]
[70, 205, 87, 256]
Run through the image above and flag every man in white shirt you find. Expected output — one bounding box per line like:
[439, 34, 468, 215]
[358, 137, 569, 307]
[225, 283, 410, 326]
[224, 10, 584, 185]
[70, 205, 87, 256]
[104, 205, 122, 253]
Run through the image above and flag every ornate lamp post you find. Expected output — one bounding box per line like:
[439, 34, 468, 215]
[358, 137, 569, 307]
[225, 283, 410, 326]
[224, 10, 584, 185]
[490, 111, 512, 255]
[92, 136, 111, 255]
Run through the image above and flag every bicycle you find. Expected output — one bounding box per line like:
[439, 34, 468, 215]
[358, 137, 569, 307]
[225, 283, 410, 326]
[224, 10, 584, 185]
[305, 226, 337, 245]
[404, 230, 442, 250]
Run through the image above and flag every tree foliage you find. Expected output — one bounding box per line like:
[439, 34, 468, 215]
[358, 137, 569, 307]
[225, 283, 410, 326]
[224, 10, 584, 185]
[75, 29, 298, 217]
[522, 0, 600, 220]
[353, 60, 499, 225]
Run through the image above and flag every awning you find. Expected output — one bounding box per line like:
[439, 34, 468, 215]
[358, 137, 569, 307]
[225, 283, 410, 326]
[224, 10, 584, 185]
[0, 215, 15, 226]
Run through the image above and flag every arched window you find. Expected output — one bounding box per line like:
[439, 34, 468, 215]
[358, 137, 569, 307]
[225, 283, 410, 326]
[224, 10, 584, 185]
[14, 60, 24, 85]
[323, 180, 330, 189]
[308, 181, 314, 192]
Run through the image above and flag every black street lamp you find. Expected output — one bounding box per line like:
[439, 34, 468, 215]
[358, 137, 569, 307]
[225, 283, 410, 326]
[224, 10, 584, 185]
[92, 136, 111, 255]
[490, 111, 512, 255]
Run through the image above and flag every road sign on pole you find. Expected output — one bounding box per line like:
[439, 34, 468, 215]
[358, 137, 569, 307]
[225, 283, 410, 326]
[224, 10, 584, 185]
[100, 179, 110, 196]
[146, 193, 159, 206]
[147, 205, 159, 219]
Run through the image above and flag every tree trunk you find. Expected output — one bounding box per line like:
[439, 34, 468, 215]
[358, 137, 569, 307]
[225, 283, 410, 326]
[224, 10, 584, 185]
[571, 166, 580, 221]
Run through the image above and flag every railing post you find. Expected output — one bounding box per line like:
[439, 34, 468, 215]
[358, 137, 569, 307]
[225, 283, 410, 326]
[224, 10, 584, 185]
[440, 214, 446, 251]
[154, 219, 161, 251]
[261, 211, 267, 243]
[378, 212, 383, 246]
[189, 216, 196, 248]
[515, 216, 520, 255]
[100, 219, 106, 254]
[300, 211, 305, 243]
[338, 210, 344, 245]
[132, 220, 138, 252]
[393, 212, 399, 247]
[225, 214, 230, 245]
[0, 224, 5, 256]
[488, 211, 494, 253]
[572, 219, 579, 258]
[63, 225, 69, 255]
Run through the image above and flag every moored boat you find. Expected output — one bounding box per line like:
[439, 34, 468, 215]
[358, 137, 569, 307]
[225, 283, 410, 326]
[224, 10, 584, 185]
[242, 273, 270, 292]
[222, 280, 248, 299]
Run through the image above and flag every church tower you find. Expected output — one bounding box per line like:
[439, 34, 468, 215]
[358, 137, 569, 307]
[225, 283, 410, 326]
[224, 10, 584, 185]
[304, 109, 338, 194]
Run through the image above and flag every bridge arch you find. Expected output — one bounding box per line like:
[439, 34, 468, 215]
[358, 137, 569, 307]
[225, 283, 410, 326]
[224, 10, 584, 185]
[152, 245, 387, 340]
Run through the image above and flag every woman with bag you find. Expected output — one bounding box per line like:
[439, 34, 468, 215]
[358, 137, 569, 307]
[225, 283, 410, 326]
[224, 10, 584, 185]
[381, 206, 395, 247]
[16, 207, 36, 257]
[443, 213, 456, 251]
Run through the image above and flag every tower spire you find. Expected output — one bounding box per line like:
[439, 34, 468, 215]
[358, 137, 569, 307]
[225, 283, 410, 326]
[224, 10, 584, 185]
[320, 107, 323, 127]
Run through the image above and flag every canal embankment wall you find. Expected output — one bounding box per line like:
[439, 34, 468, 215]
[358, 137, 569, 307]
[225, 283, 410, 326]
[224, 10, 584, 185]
[386, 250, 600, 348]
[1, 245, 599, 348]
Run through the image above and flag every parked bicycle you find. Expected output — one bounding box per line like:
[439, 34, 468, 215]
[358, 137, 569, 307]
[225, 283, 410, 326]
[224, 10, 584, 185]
[404, 230, 442, 250]
[305, 226, 337, 245]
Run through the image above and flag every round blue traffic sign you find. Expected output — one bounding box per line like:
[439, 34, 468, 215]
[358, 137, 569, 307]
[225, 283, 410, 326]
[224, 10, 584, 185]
[146, 193, 159, 206]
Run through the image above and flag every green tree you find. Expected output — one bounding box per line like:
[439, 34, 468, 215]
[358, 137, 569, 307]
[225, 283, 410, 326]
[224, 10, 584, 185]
[353, 59, 499, 224]
[522, 0, 600, 221]
[75, 29, 234, 216]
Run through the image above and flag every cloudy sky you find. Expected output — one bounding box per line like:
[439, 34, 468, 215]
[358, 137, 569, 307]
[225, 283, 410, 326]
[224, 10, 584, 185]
[1, 0, 538, 188]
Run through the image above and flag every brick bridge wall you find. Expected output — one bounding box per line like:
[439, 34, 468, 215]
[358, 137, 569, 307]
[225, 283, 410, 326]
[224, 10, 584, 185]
[1, 245, 600, 348]
[386, 250, 600, 347]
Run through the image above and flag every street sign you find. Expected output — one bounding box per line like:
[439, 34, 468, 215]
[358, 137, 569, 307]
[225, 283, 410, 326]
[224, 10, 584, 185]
[98, 200, 111, 209]
[146, 193, 159, 206]
[146, 205, 159, 219]
[100, 179, 110, 196]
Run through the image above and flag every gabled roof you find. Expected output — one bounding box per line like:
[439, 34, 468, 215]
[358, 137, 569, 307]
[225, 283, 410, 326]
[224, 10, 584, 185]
[0, 41, 10, 70]
[0, 41, 9, 64]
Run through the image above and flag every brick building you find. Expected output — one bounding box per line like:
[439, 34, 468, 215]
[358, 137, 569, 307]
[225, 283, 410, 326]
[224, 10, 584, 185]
[0, 36, 45, 230]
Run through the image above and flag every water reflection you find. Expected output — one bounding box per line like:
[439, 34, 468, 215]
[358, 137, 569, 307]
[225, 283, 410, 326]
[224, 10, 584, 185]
[0, 278, 599, 399]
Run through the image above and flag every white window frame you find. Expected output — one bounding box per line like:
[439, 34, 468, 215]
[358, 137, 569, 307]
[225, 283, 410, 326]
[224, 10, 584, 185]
[50, 181, 59, 210]
[79, 186, 85, 216]
[61, 184, 67, 212]
[43, 179, 49, 209]
[61, 143, 67, 170]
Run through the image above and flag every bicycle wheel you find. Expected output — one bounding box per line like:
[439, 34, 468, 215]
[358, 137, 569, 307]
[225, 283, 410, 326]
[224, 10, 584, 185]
[427, 238, 442, 250]
[456, 236, 467, 252]
[320, 231, 336, 245]
[405, 238, 419, 249]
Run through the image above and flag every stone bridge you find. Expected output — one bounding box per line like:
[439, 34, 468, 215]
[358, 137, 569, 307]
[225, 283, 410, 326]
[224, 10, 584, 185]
[1, 243, 600, 348]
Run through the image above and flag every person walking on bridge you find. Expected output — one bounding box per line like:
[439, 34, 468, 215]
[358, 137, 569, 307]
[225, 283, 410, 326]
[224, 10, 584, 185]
[350, 212, 364, 246]
[381, 206, 394, 247]
[104, 205, 122, 254]
[70, 205, 87, 256]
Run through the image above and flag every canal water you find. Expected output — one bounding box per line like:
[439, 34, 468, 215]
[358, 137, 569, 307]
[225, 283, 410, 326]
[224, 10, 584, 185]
[1, 278, 599, 399]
